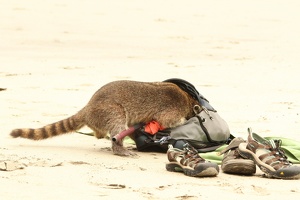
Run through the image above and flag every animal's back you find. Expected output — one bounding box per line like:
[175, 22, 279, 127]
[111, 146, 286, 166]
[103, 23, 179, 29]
[85, 80, 197, 126]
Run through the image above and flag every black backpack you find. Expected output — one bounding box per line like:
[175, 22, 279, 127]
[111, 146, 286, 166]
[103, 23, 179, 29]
[133, 78, 232, 153]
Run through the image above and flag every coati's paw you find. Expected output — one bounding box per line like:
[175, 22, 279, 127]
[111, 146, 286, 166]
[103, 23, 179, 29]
[112, 145, 137, 157]
[115, 149, 137, 157]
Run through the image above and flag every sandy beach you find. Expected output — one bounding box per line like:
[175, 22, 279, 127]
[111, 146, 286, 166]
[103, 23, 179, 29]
[1, 0, 300, 199]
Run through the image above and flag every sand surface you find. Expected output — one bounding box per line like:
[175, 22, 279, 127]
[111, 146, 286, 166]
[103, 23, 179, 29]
[1, 0, 300, 199]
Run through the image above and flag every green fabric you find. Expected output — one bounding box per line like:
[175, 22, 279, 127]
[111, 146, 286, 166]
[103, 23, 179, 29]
[77, 131, 94, 136]
[265, 137, 300, 164]
[201, 137, 300, 164]
[200, 145, 226, 165]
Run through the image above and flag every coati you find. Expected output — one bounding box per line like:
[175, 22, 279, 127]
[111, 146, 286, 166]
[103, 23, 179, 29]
[10, 80, 199, 156]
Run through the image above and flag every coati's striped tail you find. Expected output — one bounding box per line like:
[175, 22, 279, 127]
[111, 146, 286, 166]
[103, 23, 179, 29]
[10, 115, 84, 140]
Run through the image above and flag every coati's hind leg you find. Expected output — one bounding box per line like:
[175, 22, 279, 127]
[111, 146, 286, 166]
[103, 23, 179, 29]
[85, 104, 136, 156]
[110, 123, 137, 156]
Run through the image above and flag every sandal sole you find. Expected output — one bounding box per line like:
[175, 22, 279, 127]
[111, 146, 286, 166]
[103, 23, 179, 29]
[166, 162, 219, 177]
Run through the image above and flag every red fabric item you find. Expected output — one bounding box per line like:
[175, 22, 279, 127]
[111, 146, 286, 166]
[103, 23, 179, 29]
[144, 121, 165, 135]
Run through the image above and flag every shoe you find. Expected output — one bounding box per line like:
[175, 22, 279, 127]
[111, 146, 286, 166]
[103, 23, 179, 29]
[166, 143, 219, 177]
[238, 128, 300, 179]
[219, 137, 256, 175]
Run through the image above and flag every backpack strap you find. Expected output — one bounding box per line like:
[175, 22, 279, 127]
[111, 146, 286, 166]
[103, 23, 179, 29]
[163, 78, 216, 111]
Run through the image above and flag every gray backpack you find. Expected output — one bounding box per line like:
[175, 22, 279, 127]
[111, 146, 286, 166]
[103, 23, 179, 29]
[134, 78, 231, 153]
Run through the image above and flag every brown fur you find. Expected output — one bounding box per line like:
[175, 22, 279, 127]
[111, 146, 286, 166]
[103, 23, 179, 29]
[10, 80, 199, 156]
